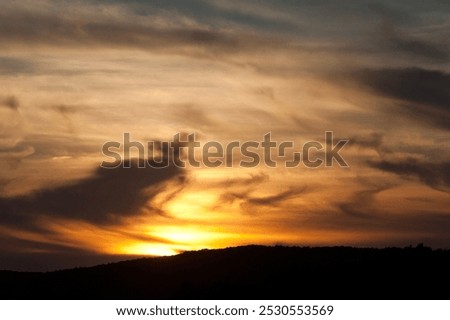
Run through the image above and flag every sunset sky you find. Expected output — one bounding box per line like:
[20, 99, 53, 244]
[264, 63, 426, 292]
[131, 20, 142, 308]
[0, 0, 449, 271]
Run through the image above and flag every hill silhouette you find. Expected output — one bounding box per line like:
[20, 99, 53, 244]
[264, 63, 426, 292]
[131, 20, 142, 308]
[0, 245, 449, 299]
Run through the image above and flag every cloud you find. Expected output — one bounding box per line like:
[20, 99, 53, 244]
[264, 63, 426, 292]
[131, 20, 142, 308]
[219, 185, 308, 214]
[0, 155, 186, 228]
[0, 95, 19, 111]
[0, 232, 144, 271]
[337, 186, 390, 218]
[0, 232, 93, 255]
[368, 158, 450, 192]
[355, 68, 450, 109]
[244, 187, 307, 206]
[13, 134, 100, 158]
[345, 132, 389, 156]
[378, 18, 448, 62]
[0, 57, 35, 75]
[172, 104, 217, 131]
[217, 173, 269, 188]
[352, 67, 450, 129]
[48, 104, 92, 134]
[0, 144, 34, 160]
[0, 5, 277, 59]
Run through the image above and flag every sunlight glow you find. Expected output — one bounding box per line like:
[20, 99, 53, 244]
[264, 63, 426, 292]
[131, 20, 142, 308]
[118, 243, 180, 256]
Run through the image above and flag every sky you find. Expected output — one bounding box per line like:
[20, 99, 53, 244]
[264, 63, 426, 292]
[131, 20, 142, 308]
[0, 0, 449, 271]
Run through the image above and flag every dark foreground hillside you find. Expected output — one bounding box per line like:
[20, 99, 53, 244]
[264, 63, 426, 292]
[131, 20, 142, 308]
[1, 245, 449, 299]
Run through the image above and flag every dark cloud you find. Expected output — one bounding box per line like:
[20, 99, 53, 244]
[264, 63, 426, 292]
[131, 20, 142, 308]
[0, 144, 34, 161]
[368, 158, 450, 192]
[368, 2, 414, 24]
[306, 208, 450, 248]
[0, 156, 186, 228]
[353, 67, 450, 129]
[219, 186, 308, 214]
[217, 173, 269, 188]
[204, 174, 271, 213]
[337, 186, 390, 218]
[252, 86, 275, 100]
[53, 104, 84, 115]
[0, 95, 19, 111]
[244, 187, 306, 206]
[367, 2, 449, 62]
[84, 21, 239, 50]
[0, 8, 274, 57]
[379, 20, 448, 62]
[173, 104, 217, 131]
[15, 134, 100, 158]
[356, 67, 450, 109]
[0, 233, 94, 256]
[0, 57, 35, 75]
[345, 132, 388, 156]
[50, 104, 91, 134]
[0, 232, 145, 271]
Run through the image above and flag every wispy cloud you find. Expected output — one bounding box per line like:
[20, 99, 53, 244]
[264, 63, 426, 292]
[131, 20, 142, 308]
[0, 95, 20, 111]
[369, 158, 450, 192]
[348, 67, 450, 130]
[0, 153, 186, 228]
